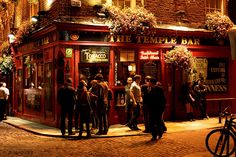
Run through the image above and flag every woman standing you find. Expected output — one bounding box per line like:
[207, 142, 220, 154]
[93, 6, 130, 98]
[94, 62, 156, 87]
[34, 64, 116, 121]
[181, 81, 195, 121]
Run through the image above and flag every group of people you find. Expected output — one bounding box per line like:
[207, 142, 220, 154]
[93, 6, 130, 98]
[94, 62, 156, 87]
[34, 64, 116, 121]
[0, 82, 9, 122]
[57, 74, 111, 138]
[180, 78, 208, 121]
[125, 75, 166, 141]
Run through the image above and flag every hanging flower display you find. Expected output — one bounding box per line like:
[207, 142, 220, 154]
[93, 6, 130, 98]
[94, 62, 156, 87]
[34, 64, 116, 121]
[205, 11, 234, 40]
[0, 53, 13, 75]
[102, 4, 157, 35]
[15, 20, 34, 44]
[164, 46, 196, 72]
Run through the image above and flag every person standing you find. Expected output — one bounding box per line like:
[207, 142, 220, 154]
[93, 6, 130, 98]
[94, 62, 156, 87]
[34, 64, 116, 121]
[194, 79, 208, 119]
[74, 80, 87, 132]
[94, 74, 109, 135]
[0, 82, 7, 121]
[126, 75, 142, 130]
[146, 77, 166, 141]
[57, 78, 76, 136]
[89, 80, 99, 132]
[141, 76, 152, 133]
[125, 77, 133, 123]
[181, 81, 195, 121]
[76, 81, 93, 139]
[2, 82, 9, 120]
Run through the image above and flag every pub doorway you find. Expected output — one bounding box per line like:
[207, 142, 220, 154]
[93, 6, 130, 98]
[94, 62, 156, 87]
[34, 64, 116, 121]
[78, 63, 109, 88]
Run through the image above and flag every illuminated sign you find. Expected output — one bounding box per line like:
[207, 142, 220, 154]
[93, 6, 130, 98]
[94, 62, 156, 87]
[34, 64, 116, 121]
[139, 51, 160, 60]
[80, 47, 109, 63]
[108, 35, 200, 45]
[66, 48, 73, 58]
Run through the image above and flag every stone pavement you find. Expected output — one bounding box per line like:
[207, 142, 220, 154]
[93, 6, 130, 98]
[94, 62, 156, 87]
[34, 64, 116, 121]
[3, 116, 223, 138]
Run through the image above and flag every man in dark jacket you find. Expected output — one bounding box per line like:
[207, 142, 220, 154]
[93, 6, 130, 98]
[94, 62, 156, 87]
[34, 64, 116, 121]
[58, 78, 76, 136]
[146, 77, 166, 141]
[141, 76, 152, 133]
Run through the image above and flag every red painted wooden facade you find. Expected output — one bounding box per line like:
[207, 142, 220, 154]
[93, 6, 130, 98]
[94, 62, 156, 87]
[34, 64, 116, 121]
[11, 22, 236, 127]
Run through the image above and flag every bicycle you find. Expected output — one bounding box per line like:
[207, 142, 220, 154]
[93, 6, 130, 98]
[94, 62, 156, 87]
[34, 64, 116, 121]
[205, 106, 236, 157]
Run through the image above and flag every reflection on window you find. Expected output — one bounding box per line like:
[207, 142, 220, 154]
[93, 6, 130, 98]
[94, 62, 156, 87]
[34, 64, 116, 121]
[44, 62, 53, 112]
[23, 53, 43, 112]
[205, 0, 227, 14]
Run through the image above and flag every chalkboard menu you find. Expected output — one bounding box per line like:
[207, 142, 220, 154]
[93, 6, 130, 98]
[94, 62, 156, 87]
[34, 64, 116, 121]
[205, 58, 228, 93]
[143, 62, 157, 78]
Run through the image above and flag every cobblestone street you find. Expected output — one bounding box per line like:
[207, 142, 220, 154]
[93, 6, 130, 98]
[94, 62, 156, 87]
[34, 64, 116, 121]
[0, 122, 219, 157]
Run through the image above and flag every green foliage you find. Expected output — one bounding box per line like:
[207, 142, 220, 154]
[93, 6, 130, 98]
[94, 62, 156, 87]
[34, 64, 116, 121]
[0, 54, 13, 75]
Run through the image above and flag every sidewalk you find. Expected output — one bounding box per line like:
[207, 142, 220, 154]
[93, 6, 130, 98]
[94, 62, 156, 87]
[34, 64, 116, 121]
[3, 116, 223, 138]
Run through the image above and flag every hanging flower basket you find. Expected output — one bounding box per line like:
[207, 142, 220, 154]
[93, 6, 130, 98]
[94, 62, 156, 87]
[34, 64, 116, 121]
[0, 53, 13, 75]
[164, 46, 196, 72]
[102, 4, 157, 35]
[205, 11, 234, 40]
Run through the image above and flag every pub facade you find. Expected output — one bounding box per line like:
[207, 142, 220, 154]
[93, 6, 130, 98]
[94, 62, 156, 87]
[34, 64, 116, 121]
[6, 0, 236, 127]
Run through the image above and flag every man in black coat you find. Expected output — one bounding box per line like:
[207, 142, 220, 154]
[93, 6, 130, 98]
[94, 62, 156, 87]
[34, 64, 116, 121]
[146, 77, 166, 141]
[58, 78, 76, 136]
[141, 76, 152, 133]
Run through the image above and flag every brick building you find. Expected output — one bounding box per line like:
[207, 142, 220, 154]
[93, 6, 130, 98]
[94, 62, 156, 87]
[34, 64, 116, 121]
[1, 0, 236, 127]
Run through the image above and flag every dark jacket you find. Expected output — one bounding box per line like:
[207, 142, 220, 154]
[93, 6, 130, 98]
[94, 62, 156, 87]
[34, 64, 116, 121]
[58, 85, 76, 111]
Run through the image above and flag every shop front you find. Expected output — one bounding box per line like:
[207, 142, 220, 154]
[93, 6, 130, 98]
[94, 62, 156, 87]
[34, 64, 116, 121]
[12, 22, 236, 127]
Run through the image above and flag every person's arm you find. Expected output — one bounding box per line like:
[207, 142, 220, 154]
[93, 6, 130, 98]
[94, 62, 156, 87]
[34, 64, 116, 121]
[130, 87, 137, 106]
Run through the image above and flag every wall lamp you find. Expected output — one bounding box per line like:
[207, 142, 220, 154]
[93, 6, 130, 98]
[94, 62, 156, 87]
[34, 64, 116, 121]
[8, 34, 16, 44]
[31, 16, 39, 23]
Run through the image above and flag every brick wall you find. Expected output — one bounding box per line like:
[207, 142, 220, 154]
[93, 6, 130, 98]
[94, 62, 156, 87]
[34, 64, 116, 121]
[145, 0, 205, 26]
[38, 0, 209, 27]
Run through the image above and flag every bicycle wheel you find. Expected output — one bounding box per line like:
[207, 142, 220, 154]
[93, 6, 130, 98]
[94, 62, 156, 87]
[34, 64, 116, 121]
[205, 128, 235, 157]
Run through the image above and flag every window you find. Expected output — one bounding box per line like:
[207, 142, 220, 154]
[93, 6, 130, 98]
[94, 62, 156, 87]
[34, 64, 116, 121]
[109, 0, 145, 8]
[116, 49, 136, 86]
[205, 0, 227, 14]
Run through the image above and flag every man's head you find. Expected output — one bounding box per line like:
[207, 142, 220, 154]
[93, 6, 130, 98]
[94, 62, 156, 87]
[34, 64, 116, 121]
[133, 75, 141, 83]
[3, 82, 6, 87]
[94, 74, 103, 82]
[145, 76, 151, 83]
[65, 77, 73, 86]
[127, 77, 133, 84]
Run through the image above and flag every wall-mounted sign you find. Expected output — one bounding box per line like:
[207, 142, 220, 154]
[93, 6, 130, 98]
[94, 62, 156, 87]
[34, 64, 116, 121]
[66, 48, 73, 58]
[205, 58, 228, 93]
[140, 51, 160, 60]
[80, 46, 109, 63]
[108, 35, 200, 45]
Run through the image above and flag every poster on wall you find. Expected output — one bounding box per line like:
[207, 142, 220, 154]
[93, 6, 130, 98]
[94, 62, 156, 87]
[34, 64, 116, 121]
[205, 58, 228, 93]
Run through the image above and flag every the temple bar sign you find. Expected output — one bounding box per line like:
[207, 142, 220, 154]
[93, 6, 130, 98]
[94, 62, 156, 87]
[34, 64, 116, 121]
[108, 35, 200, 45]
[80, 47, 109, 63]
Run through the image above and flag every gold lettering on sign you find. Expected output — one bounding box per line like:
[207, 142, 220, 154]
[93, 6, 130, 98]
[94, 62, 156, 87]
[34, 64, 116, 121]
[108, 35, 200, 45]
[170, 37, 177, 44]
[181, 37, 188, 45]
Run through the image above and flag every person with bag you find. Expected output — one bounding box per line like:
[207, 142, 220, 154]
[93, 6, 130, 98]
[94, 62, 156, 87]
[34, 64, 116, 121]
[76, 80, 93, 139]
